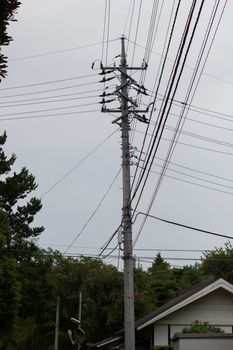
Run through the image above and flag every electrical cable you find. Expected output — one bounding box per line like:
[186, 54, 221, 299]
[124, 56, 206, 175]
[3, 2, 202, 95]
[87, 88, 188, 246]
[134, 128, 233, 157]
[0, 102, 99, 118]
[134, 163, 233, 197]
[101, 0, 109, 62]
[137, 152, 233, 184]
[0, 89, 102, 105]
[9, 39, 119, 62]
[0, 73, 99, 90]
[0, 109, 100, 122]
[0, 81, 100, 99]
[63, 167, 121, 255]
[135, 160, 233, 191]
[132, 0, 199, 217]
[0, 94, 100, 108]
[40, 129, 119, 198]
[126, 0, 136, 53]
[130, 0, 143, 66]
[130, 0, 181, 196]
[133, 211, 233, 240]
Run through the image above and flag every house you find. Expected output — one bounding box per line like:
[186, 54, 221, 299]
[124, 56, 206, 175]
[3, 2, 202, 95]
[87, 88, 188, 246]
[172, 333, 233, 350]
[95, 276, 233, 350]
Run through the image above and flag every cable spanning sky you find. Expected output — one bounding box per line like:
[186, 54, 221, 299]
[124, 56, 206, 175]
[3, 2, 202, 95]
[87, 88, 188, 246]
[1, 0, 233, 269]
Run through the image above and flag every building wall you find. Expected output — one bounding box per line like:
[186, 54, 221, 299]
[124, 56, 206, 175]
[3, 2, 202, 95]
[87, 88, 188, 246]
[153, 289, 233, 347]
[173, 335, 233, 350]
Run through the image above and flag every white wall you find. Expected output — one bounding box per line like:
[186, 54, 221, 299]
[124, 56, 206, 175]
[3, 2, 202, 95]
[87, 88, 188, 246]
[153, 289, 233, 347]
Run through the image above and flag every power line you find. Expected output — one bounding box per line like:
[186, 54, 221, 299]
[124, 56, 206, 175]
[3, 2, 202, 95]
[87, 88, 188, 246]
[135, 164, 233, 197]
[0, 89, 102, 105]
[0, 81, 100, 99]
[134, 212, 233, 243]
[63, 168, 121, 255]
[0, 102, 99, 118]
[40, 129, 119, 198]
[0, 109, 100, 122]
[0, 94, 100, 108]
[0, 73, 98, 90]
[9, 39, 119, 62]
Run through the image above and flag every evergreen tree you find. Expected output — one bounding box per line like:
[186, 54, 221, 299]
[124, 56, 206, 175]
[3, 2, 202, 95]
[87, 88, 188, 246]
[201, 242, 233, 282]
[0, 0, 21, 80]
[0, 132, 44, 260]
[0, 132, 44, 348]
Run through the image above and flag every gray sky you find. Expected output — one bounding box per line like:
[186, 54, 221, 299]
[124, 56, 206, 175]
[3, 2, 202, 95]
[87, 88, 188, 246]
[1, 0, 233, 269]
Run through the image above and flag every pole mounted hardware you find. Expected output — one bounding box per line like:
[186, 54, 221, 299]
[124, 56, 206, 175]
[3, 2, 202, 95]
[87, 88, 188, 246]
[97, 36, 149, 350]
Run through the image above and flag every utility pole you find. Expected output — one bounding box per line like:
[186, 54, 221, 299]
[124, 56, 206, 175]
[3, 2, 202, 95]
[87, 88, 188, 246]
[77, 291, 82, 350]
[120, 36, 135, 350]
[99, 35, 148, 350]
[54, 295, 60, 350]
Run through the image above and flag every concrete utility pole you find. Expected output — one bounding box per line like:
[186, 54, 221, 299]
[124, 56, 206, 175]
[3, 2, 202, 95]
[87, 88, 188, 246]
[120, 36, 135, 350]
[54, 296, 60, 350]
[77, 291, 82, 350]
[100, 35, 148, 350]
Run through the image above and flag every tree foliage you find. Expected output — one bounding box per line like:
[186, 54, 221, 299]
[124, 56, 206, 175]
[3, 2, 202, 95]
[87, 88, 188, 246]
[0, 132, 45, 348]
[182, 320, 224, 334]
[201, 242, 233, 282]
[0, 0, 21, 80]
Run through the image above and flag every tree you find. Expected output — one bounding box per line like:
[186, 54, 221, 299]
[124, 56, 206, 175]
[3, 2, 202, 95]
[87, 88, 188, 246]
[182, 320, 224, 334]
[0, 0, 21, 80]
[56, 257, 124, 344]
[201, 242, 233, 283]
[0, 132, 44, 260]
[0, 132, 44, 348]
[147, 253, 177, 306]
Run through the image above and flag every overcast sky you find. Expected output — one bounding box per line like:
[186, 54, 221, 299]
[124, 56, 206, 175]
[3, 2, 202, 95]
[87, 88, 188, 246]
[1, 0, 233, 269]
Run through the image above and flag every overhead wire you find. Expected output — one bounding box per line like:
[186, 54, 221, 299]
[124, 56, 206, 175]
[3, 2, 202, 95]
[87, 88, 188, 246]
[0, 109, 100, 122]
[134, 162, 233, 193]
[0, 81, 100, 99]
[137, 152, 233, 185]
[130, 0, 182, 196]
[134, 128, 233, 157]
[132, 0, 228, 245]
[0, 89, 102, 105]
[0, 94, 100, 108]
[133, 0, 227, 232]
[130, 0, 143, 66]
[8, 39, 119, 62]
[134, 211, 233, 240]
[63, 167, 121, 255]
[132, 0, 196, 217]
[0, 73, 99, 90]
[134, 164, 233, 197]
[40, 128, 119, 198]
[145, 0, 224, 207]
[0, 102, 99, 118]
[101, 0, 109, 62]
[126, 0, 136, 53]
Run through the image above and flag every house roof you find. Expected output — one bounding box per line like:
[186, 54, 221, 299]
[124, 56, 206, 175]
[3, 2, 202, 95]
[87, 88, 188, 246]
[95, 276, 233, 347]
[136, 276, 233, 330]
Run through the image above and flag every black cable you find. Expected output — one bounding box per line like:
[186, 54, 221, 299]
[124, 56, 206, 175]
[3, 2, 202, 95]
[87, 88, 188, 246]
[63, 167, 121, 255]
[136, 159, 233, 191]
[9, 39, 118, 62]
[134, 128, 233, 156]
[132, 0, 199, 216]
[40, 129, 119, 198]
[134, 212, 233, 240]
[130, 0, 182, 196]
[0, 73, 99, 90]
[0, 94, 100, 108]
[0, 102, 99, 118]
[0, 89, 102, 104]
[0, 81, 100, 99]
[0, 109, 100, 122]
